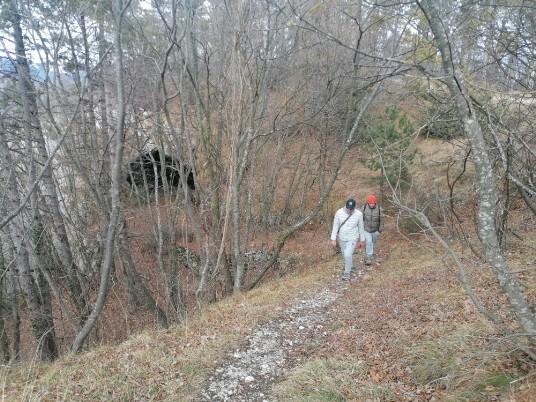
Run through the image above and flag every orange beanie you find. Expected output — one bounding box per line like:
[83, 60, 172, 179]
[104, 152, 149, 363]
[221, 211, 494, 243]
[367, 195, 377, 204]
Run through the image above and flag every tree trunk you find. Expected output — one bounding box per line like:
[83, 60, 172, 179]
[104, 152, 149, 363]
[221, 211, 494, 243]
[0, 134, 58, 361]
[0, 240, 12, 364]
[117, 217, 169, 328]
[72, 0, 131, 353]
[9, 0, 88, 322]
[420, 0, 536, 338]
[4, 242, 21, 362]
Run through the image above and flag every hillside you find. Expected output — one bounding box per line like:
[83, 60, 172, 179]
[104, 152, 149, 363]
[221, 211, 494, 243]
[2, 141, 536, 401]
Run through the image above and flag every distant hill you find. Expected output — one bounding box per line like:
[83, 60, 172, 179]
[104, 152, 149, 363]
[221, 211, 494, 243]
[0, 55, 65, 81]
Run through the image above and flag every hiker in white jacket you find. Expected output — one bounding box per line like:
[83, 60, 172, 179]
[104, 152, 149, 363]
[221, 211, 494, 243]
[330, 198, 365, 281]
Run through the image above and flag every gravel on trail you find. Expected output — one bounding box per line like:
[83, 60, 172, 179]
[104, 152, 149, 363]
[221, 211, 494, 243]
[201, 275, 357, 401]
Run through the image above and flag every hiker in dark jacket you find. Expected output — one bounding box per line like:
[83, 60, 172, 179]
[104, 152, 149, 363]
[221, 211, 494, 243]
[362, 195, 384, 265]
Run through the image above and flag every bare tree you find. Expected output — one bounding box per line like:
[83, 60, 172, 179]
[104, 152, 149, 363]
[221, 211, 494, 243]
[72, 0, 133, 353]
[0, 131, 58, 361]
[146, 0, 394, 298]
[416, 0, 536, 342]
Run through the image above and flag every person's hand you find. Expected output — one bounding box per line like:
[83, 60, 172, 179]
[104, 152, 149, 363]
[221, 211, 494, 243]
[358, 242, 364, 249]
[330, 239, 337, 248]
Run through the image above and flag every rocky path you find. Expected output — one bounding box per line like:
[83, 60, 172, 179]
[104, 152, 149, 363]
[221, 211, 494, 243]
[201, 273, 358, 401]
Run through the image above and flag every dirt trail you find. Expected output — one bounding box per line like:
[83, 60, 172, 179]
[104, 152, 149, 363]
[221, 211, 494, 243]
[199, 238, 453, 401]
[200, 266, 365, 401]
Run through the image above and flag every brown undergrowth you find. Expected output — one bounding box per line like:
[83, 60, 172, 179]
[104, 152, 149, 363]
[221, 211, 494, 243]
[2, 140, 536, 401]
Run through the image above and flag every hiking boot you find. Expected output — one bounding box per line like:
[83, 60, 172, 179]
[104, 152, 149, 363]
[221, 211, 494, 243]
[341, 274, 350, 281]
[364, 257, 372, 265]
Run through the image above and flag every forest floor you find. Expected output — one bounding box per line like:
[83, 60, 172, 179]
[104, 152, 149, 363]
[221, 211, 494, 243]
[2, 141, 536, 401]
[198, 229, 536, 402]
[4, 221, 536, 401]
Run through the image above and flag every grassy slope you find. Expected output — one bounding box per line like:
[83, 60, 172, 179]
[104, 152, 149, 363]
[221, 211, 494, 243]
[2, 140, 536, 401]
